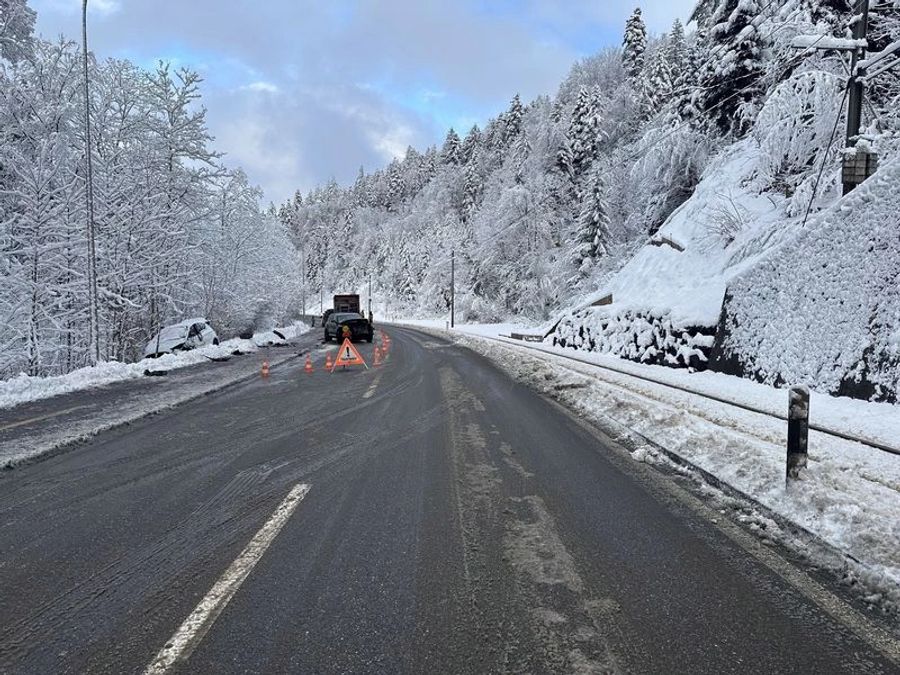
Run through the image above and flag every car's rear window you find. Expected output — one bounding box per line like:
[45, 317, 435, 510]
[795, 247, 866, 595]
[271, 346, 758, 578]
[159, 325, 189, 340]
[334, 313, 363, 321]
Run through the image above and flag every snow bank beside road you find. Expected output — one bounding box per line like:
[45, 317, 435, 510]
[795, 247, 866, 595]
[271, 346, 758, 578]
[401, 320, 900, 451]
[408, 323, 900, 613]
[0, 322, 310, 411]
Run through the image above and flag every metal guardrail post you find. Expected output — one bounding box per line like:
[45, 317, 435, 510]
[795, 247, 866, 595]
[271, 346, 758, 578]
[787, 385, 810, 484]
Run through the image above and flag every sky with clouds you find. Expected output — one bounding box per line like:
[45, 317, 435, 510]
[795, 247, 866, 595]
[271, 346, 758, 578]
[31, 0, 696, 205]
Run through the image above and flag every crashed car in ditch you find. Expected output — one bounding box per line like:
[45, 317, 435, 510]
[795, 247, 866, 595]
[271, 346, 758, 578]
[143, 318, 219, 358]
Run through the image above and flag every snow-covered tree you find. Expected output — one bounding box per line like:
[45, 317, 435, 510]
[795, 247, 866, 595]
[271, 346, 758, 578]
[504, 94, 525, 142]
[693, 0, 767, 134]
[622, 8, 647, 80]
[386, 159, 405, 212]
[462, 125, 482, 164]
[441, 128, 462, 165]
[0, 0, 35, 63]
[640, 47, 674, 119]
[666, 19, 689, 75]
[562, 86, 604, 182]
[573, 162, 610, 275]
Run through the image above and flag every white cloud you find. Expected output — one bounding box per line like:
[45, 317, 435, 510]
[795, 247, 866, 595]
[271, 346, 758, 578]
[34, 0, 121, 16]
[31, 0, 698, 205]
[240, 81, 280, 94]
[367, 124, 417, 162]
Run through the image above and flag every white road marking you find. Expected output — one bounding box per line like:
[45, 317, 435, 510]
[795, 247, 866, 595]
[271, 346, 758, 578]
[363, 372, 383, 399]
[0, 405, 91, 432]
[144, 483, 311, 674]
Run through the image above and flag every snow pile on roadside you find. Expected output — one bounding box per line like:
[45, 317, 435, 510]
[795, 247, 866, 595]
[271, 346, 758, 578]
[0, 321, 310, 410]
[394, 319, 535, 337]
[438, 328, 900, 611]
[550, 308, 716, 369]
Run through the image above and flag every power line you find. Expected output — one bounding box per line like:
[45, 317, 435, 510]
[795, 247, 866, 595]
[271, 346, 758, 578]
[802, 82, 851, 226]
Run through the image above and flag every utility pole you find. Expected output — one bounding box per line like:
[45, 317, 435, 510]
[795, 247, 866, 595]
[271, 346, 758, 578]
[791, 0, 893, 194]
[81, 0, 100, 364]
[368, 276, 372, 320]
[301, 251, 306, 318]
[450, 250, 455, 329]
[845, 0, 869, 147]
[843, 0, 872, 195]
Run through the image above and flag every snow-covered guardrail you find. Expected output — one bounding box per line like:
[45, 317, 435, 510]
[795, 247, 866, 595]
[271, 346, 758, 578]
[494, 334, 900, 457]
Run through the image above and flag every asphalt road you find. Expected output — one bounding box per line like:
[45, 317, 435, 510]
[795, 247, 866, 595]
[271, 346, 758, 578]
[0, 326, 896, 674]
[0, 335, 315, 469]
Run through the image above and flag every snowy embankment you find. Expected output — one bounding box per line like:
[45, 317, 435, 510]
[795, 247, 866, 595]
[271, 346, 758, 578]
[400, 321, 900, 613]
[718, 150, 900, 401]
[546, 131, 900, 404]
[546, 140, 787, 367]
[0, 322, 310, 411]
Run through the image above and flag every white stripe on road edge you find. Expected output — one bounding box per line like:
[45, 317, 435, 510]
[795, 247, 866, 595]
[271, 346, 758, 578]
[0, 404, 91, 432]
[144, 483, 311, 674]
[363, 372, 383, 399]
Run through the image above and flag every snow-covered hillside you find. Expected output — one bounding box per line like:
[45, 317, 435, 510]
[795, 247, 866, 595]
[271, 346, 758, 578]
[549, 140, 788, 368]
[717, 152, 900, 401]
[275, 2, 899, 404]
[550, 132, 900, 402]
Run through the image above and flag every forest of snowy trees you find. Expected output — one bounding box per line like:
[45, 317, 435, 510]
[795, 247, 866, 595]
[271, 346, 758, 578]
[0, 0, 302, 378]
[277, 0, 900, 325]
[2, 0, 899, 382]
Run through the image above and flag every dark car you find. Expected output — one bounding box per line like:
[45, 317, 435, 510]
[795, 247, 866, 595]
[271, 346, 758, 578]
[324, 312, 373, 343]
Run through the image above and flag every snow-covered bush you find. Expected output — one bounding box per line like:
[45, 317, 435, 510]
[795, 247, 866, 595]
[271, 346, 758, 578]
[753, 70, 844, 193]
[550, 306, 715, 369]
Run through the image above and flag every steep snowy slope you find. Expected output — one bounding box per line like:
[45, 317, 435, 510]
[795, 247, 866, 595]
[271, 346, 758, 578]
[716, 153, 900, 401]
[548, 139, 793, 367]
[549, 138, 900, 402]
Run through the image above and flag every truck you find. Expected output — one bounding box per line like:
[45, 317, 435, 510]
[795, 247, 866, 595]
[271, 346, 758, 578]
[322, 294, 361, 325]
[332, 294, 360, 314]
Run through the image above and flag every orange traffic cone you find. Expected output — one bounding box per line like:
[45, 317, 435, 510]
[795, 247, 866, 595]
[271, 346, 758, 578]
[325, 352, 333, 370]
[261, 360, 270, 378]
[304, 354, 313, 374]
[374, 345, 382, 366]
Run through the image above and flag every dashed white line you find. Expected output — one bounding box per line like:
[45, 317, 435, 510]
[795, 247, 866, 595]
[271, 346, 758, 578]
[144, 482, 311, 674]
[363, 372, 383, 399]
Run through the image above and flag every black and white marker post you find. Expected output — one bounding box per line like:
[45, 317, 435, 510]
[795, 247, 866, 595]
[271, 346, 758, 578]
[786, 385, 810, 485]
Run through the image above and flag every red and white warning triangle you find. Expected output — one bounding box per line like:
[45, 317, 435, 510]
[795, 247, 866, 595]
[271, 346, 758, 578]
[331, 338, 368, 371]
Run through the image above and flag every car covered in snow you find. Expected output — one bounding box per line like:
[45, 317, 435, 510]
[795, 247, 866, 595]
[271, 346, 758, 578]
[324, 312, 373, 343]
[144, 318, 219, 358]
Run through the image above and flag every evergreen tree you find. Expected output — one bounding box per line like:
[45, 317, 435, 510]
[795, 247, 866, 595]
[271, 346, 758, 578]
[512, 129, 530, 185]
[692, 0, 766, 134]
[573, 163, 610, 273]
[0, 0, 36, 63]
[504, 94, 525, 141]
[441, 128, 462, 165]
[422, 146, 438, 180]
[666, 19, 689, 75]
[462, 125, 482, 164]
[352, 166, 367, 206]
[462, 149, 482, 221]
[640, 49, 674, 119]
[565, 86, 604, 180]
[386, 159, 404, 211]
[622, 8, 647, 80]
[555, 137, 575, 182]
